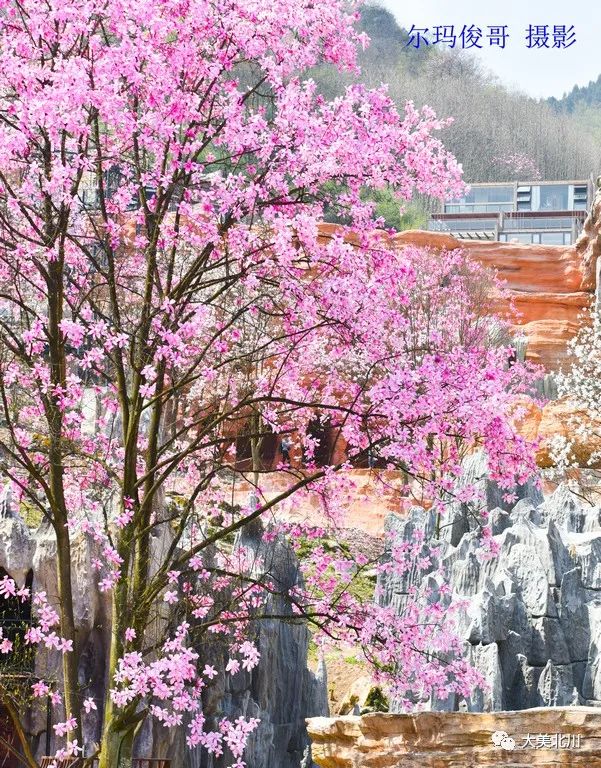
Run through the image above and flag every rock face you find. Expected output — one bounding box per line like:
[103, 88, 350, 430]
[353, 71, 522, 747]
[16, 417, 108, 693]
[515, 397, 601, 468]
[392, 227, 596, 371]
[192, 521, 329, 768]
[320, 188, 601, 467]
[377, 459, 601, 714]
[0, 494, 112, 758]
[0, 486, 35, 585]
[307, 707, 601, 767]
[0, 494, 327, 768]
[319, 182, 601, 372]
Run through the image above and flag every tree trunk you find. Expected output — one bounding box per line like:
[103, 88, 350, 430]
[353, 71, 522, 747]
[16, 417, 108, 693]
[55, 523, 82, 742]
[98, 574, 141, 768]
[98, 712, 135, 768]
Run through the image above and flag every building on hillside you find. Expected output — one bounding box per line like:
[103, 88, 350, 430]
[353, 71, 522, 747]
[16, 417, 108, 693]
[428, 178, 595, 244]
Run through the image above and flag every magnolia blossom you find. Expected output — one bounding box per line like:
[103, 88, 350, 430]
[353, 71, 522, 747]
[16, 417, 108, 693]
[555, 302, 601, 472]
[0, 0, 537, 764]
[54, 718, 78, 737]
[32, 681, 51, 698]
[0, 636, 13, 654]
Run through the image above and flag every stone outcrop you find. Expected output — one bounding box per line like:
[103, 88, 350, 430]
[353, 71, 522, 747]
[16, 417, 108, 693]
[320, 190, 601, 468]
[307, 707, 601, 767]
[574, 178, 601, 292]
[192, 521, 329, 768]
[377, 455, 601, 714]
[0, 486, 35, 585]
[320, 182, 601, 372]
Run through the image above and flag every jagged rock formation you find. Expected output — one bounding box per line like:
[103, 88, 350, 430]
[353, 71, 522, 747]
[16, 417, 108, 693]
[377, 456, 601, 713]
[0, 491, 327, 767]
[575, 176, 601, 299]
[307, 707, 601, 767]
[193, 521, 329, 768]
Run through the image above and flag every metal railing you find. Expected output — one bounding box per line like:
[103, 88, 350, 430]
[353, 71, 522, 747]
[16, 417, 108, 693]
[428, 217, 498, 232]
[503, 215, 582, 231]
[444, 202, 514, 214]
[428, 209, 587, 240]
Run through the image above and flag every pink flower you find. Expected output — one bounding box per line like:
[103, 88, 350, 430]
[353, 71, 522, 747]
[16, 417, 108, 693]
[225, 659, 240, 675]
[0, 0, 539, 760]
[32, 681, 50, 698]
[53, 717, 77, 737]
[59, 320, 86, 348]
[50, 691, 62, 707]
[0, 638, 13, 654]
[0, 576, 16, 598]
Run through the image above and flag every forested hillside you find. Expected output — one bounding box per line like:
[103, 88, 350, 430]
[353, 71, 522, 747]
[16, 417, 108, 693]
[311, 6, 601, 186]
[548, 75, 601, 141]
[549, 74, 601, 113]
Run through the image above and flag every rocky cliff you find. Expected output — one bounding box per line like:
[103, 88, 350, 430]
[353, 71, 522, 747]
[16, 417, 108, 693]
[397, 186, 601, 468]
[318, 209, 599, 372]
[391, 196, 601, 371]
[193, 522, 329, 768]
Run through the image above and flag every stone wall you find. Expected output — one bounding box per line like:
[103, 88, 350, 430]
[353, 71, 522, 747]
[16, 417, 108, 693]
[307, 707, 601, 767]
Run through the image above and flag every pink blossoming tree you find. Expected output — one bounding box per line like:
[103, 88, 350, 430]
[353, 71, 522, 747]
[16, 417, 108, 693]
[0, 0, 536, 765]
[492, 153, 542, 182]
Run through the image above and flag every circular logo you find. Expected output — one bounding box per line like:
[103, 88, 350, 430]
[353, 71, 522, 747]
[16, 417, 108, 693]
[491, 731, 515, 750]
[491, 730, 507, 747]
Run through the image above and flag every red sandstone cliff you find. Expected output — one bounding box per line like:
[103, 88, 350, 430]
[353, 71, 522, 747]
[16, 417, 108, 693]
[392, 229, 594, 371]
[321, 190, 601, 370]
[393, 190, 601, 466]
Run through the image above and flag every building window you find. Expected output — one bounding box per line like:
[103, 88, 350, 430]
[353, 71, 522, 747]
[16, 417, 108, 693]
[445, 185, 513, 214]
[573, 184, 588, 210]
[540, 232, 565, 245]
[516, 186, 532, 211]
[539, 185, 569, 211]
